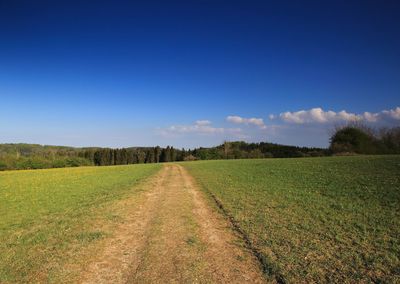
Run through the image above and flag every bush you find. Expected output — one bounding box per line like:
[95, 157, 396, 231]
[65, 157, 91, 167]
[0, 156, 92, 171]
[0, 161, 8, 171]
[264, 152, 274, 158]
[183, 155, 197, 161]
[307, 151, 325, 157]
[329, 125, 398, 155]
[16, 158, 50, 170]
[330, 127, 375, 154]
[51, 159, 68, 168]
[248, 149, 264, 159]
[380, 127, 400, 153]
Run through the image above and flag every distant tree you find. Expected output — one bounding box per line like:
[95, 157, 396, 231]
[223, 141, 230, 158]
[112, 149, 117, 165]
[166, 146, 172, 162]
[248, 149, 263, 159]
[0, 161, 8, 170]
[160, 148, 167, 162]
[178, 148, 186, 161]
[183, 154, 197, 161]
[121, 148, 128, 164]
[380, 127, 400, 153]
[126, 149, 133, 164]
[93, 150, 102, 166]
[155, 146, 161, 163]
[84, 149, 96, 162]
[159, 146, 172, 162]
[137, 150, 146, 163]
[330, 126, 379, 154]
[170, 147, 177, 162]
[146, 149, 155, 163]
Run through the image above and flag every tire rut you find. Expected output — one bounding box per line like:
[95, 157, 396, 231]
[81, 165, 266, 283]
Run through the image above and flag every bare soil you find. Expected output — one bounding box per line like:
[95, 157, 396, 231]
[81, 164, 266, 283]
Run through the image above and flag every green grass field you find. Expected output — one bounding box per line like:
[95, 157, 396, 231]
[183, 156, 400, 283]
[0, 164, 161, 283]
[2, 156, 399, 283]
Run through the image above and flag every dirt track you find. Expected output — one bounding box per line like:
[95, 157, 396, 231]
[82, 164, 266, 283]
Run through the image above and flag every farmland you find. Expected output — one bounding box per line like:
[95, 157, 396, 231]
[0, 164, 161, 283]
[1, 155, 399, 283]
[183, 156, 400, 283]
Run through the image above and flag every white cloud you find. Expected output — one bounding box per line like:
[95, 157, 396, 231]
[271, 107, 400, 124]
[155, 107, 399, 148]
[226, 115, 267, 129]
[195, 120, 211, 126]
[363, 112, 379, 122]
[158, 120, 243, 137]
[382, 107, 400, 120]
[278, 108, 359, 124]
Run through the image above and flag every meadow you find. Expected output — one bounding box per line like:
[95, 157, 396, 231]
[0, 164, 161, 283]
[183, 156, 400, 283]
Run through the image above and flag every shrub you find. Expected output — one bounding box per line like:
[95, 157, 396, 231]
[0, 161, 8, 171]
[263, 152, 274, 158]
[330, 126, 383, 154]
[16, 158, 50, 170]
[51, 159, 68, 168]
[183, 155, 197, 161]
[380, 127, 400, 154]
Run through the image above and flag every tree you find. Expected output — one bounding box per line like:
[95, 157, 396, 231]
[223, 141, 230, 158]
[120, 148, 128, 164]
[137, 150, 146, 163]
[160, 148, 167, 162]
[146, 149, 155, 163]
[330, 126, 379, 154]
[170, 147, 177, 162]
[380, 127, 400, 153]
[248, 149, 263, 159]
[155, 146, 161, 163]
[178, 148, 186, 161]
[93, 150, 102, 166]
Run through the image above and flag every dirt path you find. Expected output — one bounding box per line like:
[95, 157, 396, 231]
[81, 164, 266, 283]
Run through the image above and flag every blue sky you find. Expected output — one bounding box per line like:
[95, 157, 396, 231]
[1, 0, 399, 148]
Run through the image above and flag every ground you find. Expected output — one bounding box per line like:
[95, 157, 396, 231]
[80, 164, 266, 283]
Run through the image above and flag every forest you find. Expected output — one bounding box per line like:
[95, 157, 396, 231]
[0, 142, 326, 171]
[1, 125, 399, 171]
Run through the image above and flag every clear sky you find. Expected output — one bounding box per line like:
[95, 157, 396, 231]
[1, 0, 399, 148]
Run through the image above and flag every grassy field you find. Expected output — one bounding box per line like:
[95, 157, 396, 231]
[183, 156, 400, 283]
[0, 164, 161, 283]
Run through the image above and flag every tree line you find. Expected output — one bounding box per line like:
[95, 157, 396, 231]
[1, 125, 399, 171]
[0, 142, 327, 170]
[82, 141, 329, 167]
[82, 146, 186, 166]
